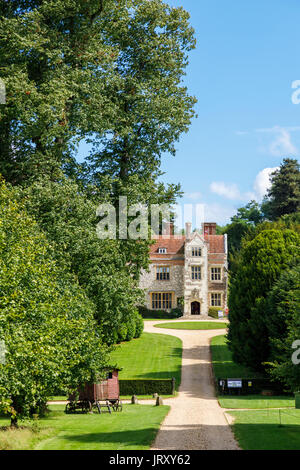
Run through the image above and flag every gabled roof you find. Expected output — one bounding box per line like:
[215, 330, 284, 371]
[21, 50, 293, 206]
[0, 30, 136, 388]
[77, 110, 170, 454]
[150, 236, 185, 255]
[150, 233, 225, 256]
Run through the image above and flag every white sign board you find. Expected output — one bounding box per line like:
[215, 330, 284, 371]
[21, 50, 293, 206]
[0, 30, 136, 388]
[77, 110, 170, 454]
[218, 310, 224, 318]
[227, 380, 242, 388]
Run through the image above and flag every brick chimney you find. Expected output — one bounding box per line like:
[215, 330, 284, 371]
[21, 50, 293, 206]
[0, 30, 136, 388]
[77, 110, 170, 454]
[202, 222, 217, 235]
[162, 221, 174, 236]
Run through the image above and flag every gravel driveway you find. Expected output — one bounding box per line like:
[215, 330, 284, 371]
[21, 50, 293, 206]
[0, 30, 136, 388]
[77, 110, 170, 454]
[144, 320, 240, 451]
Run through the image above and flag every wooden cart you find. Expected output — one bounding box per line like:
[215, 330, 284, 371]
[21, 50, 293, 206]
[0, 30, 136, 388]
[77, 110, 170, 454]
[65, 369, 122, 414]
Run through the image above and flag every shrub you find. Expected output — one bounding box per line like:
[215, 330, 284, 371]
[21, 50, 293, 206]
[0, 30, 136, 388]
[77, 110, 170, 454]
[208, 307, 220, 319]
[117, 324, 128, 343]
[126, 317, 136, 342]
[171, 308, 183, 318]
[134, 313, 144, 338]
[119, 379, 175, 396]
[138, 306, 181, 319]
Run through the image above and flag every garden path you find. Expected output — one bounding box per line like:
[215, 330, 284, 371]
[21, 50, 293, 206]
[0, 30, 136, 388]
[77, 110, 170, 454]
[144, 320, 240, 451]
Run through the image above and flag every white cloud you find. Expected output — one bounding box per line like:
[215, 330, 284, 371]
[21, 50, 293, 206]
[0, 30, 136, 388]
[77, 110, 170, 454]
[256, 126, 298, 157]
[210, 182, 241, 200]
[253, 167, 279, 200]
[210, 166, 279, 203]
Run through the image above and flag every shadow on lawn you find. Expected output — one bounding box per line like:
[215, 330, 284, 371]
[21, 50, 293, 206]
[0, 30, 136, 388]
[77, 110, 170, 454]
[62, 423, 238, 449]
[62, 427, 159, 446]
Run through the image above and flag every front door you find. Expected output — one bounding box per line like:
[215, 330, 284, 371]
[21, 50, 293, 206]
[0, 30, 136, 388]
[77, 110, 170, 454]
[191, 301, 200, 316]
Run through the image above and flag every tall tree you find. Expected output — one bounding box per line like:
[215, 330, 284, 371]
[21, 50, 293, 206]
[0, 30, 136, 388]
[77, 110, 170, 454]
[0, 178, 108, 425]
[18, 177, 144, 344]
[228, 229, 300, 371]
[262, 159, 300, 220]
[265, 265, 300, 392]
[0, 0, 196, 192]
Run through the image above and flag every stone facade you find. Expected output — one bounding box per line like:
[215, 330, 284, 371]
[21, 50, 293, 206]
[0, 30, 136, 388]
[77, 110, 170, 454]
[139, 222, 228, 317]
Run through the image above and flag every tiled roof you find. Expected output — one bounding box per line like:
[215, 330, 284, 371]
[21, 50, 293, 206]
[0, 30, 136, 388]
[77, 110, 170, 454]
[204, 235, 225, 254]
[150, 236, 185, 255]
[150, 234, 225, 257]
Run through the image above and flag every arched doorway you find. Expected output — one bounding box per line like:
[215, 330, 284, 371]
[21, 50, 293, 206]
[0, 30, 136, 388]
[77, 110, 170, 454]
[191, 301, 200, 316]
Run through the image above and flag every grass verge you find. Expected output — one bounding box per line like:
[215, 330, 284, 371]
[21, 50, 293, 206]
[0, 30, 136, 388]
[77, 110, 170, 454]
[228, 409, 300, 450]
[0, 404, 169, 451]
[155, 322, 227, 330]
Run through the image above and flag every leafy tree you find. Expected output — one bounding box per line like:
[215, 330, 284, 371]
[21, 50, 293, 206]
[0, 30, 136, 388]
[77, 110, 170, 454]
[228, 229, 300, 371]
[0, 0, 196, 193]
[18, 177, 144, 344]
[232, 201, 264, 226]
[261, 159, 300, 220]
[0, 178, 108, 426]
[0, 0, 120, 184]
[265, 265, 300, 392]
[84, 0, 196, 198]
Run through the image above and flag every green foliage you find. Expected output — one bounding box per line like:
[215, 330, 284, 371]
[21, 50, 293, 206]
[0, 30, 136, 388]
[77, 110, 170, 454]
[18, 178, 144, 344]
[208, 307, 220, 319]
[262, 159, 300, 220]
[228, 229, 300, 372]
[138, 305, 181, 319]
[117, 324, 128, 343]
[125, 317, 136, 342]
[0, 178, 108, 424]
[133, 313, 144, 339]
[265, 265, 300, 392]
[119, 379, 175, 396]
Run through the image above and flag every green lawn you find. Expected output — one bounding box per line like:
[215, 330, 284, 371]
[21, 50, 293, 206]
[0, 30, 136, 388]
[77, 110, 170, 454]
[229, 409, 300, 450]
[211, 334, 264, 379]
[155, 322, 227, 330]
[110, 332, 182, 392]
[219, 395, 295, 409]
[0, 404, 169, 450]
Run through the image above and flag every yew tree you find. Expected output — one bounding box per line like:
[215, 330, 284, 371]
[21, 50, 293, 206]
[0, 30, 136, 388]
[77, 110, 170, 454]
[264, 265, 300, 391]
[262, 159, 300, 220]
[228, 229, 300, 371]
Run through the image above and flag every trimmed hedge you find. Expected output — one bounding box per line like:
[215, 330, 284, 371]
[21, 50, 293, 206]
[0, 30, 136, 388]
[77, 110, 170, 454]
[138, 305, 182, 319]
[208, 307, 220, 319]
[119, 378, 176, 396]
[216, 377, 285, 395]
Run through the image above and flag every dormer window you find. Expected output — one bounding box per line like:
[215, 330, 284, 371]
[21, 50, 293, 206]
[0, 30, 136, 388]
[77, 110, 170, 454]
[158, 248, 167, 254]
[192, 247, 201, 257]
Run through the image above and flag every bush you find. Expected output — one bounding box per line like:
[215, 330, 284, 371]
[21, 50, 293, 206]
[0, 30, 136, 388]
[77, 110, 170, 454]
[117, 324, 128, 343]
[126, 317, 136, 342]
[119, 379, 175, 396]
[208, 307, 220, 319]
[138, 306, 182, 319]
[171, 308, 183, 318]
[134, 313, 144, 338]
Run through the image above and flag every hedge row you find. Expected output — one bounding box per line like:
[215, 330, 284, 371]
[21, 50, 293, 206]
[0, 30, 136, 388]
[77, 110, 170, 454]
[138, 305, 182, 319]
[119, 378, 176, 396]
[216, 377, 285, 395]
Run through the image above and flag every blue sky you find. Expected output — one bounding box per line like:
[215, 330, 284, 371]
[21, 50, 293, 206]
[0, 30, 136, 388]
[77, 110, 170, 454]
[78, 0, 300, 225]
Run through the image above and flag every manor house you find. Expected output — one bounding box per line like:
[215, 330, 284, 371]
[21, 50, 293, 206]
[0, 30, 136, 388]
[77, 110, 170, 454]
[139, 222, 228, 317]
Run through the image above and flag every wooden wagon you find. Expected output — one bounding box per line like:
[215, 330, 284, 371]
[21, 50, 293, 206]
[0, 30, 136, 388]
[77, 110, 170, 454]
[65, 368, 122, 414]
